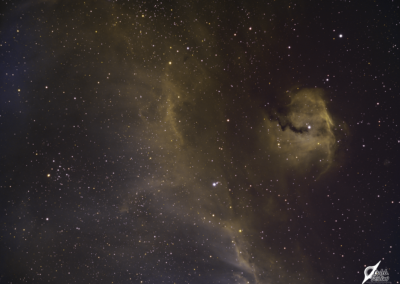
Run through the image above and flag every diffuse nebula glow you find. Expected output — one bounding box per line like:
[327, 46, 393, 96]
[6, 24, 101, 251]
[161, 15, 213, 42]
[133, 63, 342, 283]
[263, 89, 337, 176]
[2, 0, 352, 283]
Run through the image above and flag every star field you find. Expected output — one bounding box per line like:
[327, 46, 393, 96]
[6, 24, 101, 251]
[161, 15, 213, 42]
[1, 0, 399, 283]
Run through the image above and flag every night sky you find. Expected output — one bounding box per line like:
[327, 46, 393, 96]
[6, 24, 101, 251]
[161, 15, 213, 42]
[1, 0, 399, 283]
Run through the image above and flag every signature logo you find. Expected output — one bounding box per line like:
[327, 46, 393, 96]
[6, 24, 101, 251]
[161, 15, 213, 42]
[362, 260, 390, 284]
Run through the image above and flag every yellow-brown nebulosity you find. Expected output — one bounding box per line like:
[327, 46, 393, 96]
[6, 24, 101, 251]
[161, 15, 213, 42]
[263, 88, 337, 177]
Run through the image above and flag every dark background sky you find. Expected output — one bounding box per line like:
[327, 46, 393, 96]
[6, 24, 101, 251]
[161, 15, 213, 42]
[1, 0, 399, 283]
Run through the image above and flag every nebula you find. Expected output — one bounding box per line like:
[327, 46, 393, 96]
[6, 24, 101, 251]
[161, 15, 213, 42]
[1, 0, 356, 283]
